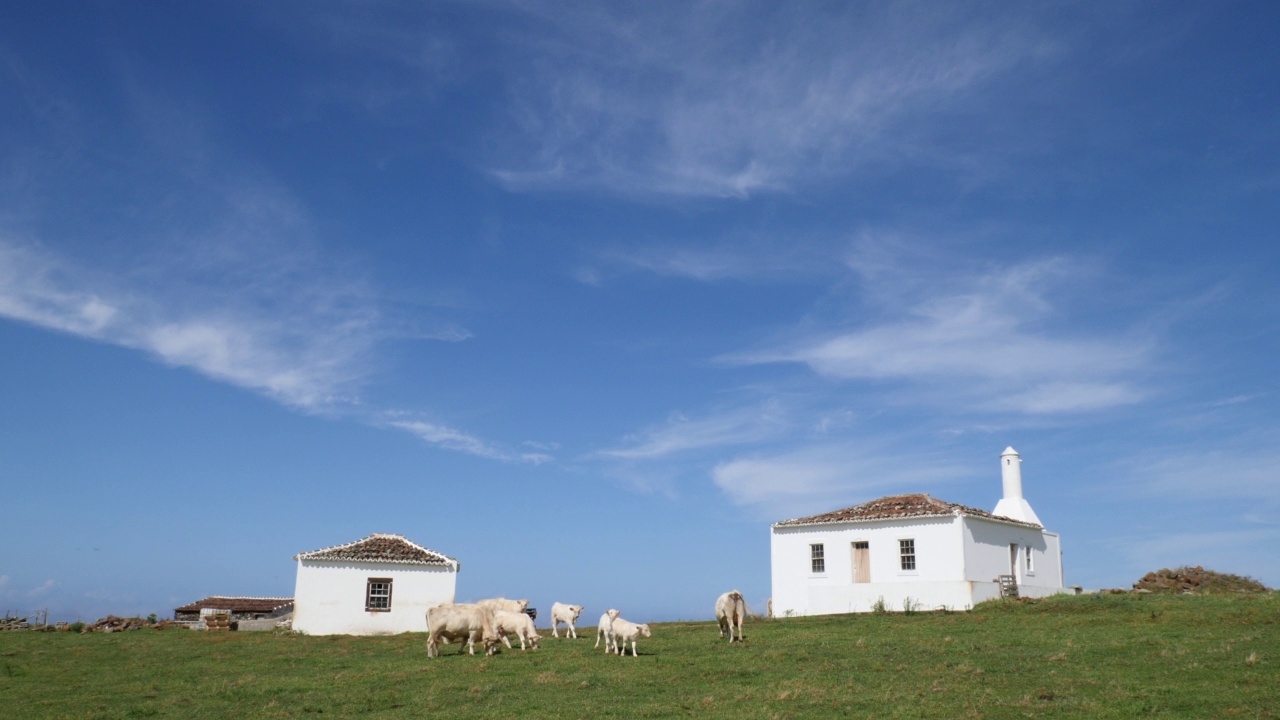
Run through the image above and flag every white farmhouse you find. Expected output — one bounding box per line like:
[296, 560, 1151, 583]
[291, 533, 459, 635]
[770, 447, 1064, 615]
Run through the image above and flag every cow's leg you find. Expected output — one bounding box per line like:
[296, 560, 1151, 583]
[568, 622, 576, 639]
[502, 634, 513, 649]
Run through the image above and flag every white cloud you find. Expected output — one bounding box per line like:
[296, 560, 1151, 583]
[1122, 442, 1280, 502]
[723, 254, 1151, 415]
[484, 3, 1055, 198]
[595, 402, 789, 460]
[0, 238, 379, 411]
[713, 443, 965, 520]
[28, 579, 58, 597]
[389, 420, 552, 465]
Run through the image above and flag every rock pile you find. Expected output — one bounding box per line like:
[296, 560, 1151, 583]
[1133, 566, 1270, 594]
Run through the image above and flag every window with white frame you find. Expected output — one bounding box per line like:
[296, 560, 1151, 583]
[1025, 545, 1034, 573]
[810, 543, 825, 574]
[366, 578, 393, 611]
[899, 539, 916, 571]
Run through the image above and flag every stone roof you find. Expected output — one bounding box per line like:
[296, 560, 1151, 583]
[773, 493, 1042, 529]
[293, 533, 458, 567]
[174, 597, 293, 614]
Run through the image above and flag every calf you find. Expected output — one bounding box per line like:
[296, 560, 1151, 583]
[493, 609, 540, 651]
[550, 602, 584, 639]
[594, 609, 621, 651]
[609, 617, 651, 657]
[426, 603, 500, 658]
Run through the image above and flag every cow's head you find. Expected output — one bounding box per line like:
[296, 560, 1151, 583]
[607, 608, 620, 620]
[483, 635, 502, 655]
[529, 632, 541, 650]
[638, 624, 652, 638]
[571, 605, 584, 621]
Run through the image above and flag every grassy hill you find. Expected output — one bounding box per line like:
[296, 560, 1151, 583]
[2, 593, 1275, 719]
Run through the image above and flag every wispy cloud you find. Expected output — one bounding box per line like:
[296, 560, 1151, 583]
[1120, 441, 1280, 502]
[594, 238, 837, 283]
[0, 237, 380, 411]
[484, 2, 1057, 198]
[723, 253, 1152, 415]
[388, 420, 553, 464]
[28, 579, 58, 598]
[594, 402, 789, 460]
[713, 442, 966, 520]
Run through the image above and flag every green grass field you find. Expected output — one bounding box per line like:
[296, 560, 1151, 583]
[2, 593, 1275, 719]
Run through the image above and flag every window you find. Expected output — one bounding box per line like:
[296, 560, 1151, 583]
[1025, 546, 1034, 573]
[366, 578, 393, 611]
[810, 543, 825, 574]
[899, 539, 916, 571]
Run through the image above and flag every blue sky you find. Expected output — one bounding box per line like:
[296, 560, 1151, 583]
[2, 1, 1277, 623]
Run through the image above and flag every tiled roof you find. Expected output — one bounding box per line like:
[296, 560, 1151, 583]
[773, 493, 1042, 529]
[174, 597, 293, 614]
[293, 533, 458, 567]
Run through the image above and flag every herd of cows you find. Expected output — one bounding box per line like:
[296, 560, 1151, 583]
[424, 590, 749, 658]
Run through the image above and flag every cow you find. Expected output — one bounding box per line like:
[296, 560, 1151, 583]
[594, 608, 621, 650]
[609, 617, 651, 657]
[550, 602, 584, 638]
[493, 609, 540, 651]
[476, 597, 530, 614]
[715, 590, 748, 642]
[426, 603, 501, 658]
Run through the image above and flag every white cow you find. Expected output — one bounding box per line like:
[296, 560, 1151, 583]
[715, 590, 747, 642]
[476, 597, 530, 614]
[426, 603, 501, 657]
[594, 609, 621, 650]
[609, 617, 651, 657]
[493, 610, 540, 651]
[550, 602, 584, 638]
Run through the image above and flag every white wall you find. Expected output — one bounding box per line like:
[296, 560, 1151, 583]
[770, 517, 965, 616]
[963, 519, 1063, 593]
[771, 516, 1066, 616]
[292, 560, 457, 635]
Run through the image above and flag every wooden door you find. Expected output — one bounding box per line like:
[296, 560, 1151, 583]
[852, 541, 870, 583]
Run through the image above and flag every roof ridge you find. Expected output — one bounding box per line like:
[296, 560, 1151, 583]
[293, 533, 458, 567]
[773, 492, 1042, 529]
[191, 596, 293, 601]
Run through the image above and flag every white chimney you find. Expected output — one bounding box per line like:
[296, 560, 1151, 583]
[993, 446, 1043, 526]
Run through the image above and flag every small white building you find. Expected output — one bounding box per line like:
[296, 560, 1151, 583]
[770, 447, 1064, 615]
[291, 533, 459, 635]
